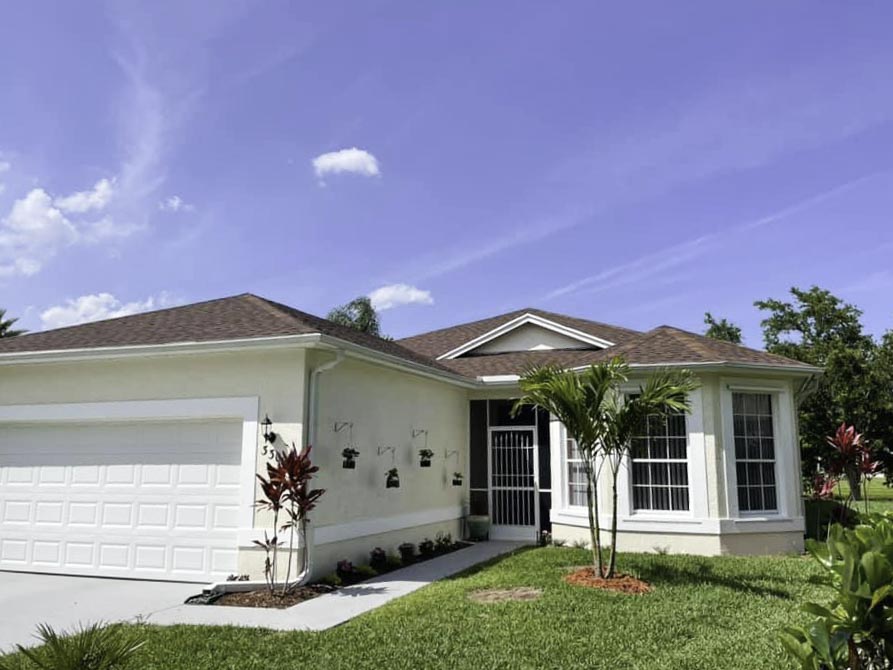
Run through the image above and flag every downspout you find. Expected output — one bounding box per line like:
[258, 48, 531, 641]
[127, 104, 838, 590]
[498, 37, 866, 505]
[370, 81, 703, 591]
[295, 349, 345, 586]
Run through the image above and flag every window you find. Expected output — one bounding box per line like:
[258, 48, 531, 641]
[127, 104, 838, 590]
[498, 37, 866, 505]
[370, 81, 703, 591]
[631, 411, 689, 511]
[566, 438, 587, 507]
[733, 392, 777, 512]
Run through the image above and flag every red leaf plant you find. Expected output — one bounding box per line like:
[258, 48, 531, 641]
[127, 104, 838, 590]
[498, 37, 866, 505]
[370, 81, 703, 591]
[825, 423, 880, 514]
[255, 444, 326, 595]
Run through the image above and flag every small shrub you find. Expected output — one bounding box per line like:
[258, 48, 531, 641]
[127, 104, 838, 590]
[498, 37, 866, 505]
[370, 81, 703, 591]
[780, 512, 893, 668]
[804, 498, 859, 540]
[320, 572, 342, 587]
[398, 542, 416, 563]
[418, 538, 435, 558]
[552, 538, 567, 547]
[355, 564, 378, 579]
[435, 532, 453, 553]
[369, 547, 388, 571]
[385, 553, 403, 570]
[571, 538, 589, 550]
[5, 622, 144, 670]
[336, 559, 355, 580]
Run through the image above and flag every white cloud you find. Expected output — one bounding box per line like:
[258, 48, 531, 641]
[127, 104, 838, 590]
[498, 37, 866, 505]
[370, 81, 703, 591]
[368, 283, 434, 311]
[0, 159, 10, 196]
[0, 189, 79, 277]
[40, 292, 176, 330]
[158, 195, 193, 212]
[55, 178, 115, 214]
[312, 147, 380, 181]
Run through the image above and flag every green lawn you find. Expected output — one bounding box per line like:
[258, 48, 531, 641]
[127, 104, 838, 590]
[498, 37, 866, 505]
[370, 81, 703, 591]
[3, 547, 829, 670]
[836, 476, 893, 513]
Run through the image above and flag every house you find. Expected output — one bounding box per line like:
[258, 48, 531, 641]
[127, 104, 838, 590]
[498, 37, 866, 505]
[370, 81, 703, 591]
[0, 294, 820, 583]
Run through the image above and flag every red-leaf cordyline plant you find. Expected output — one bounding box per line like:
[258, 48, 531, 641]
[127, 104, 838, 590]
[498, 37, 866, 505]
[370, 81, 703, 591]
[826, 423, 882, 515]
[253, 472, 286, 593]
[255, 444, 325, 595]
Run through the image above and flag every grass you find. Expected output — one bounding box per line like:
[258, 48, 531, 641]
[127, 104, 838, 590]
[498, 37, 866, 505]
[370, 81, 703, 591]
[835, 476, 893, 514]
[2, 547, 828, 670]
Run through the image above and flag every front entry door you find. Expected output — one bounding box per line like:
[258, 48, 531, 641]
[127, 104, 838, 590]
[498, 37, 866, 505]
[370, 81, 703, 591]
[488, 427, 538, 541]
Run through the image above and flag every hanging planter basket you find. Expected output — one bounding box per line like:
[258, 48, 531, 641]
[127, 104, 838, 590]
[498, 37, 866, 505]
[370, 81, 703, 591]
[342, 448, 359, 470]
[386, 468, 400, 489]
[419, 449, 434, 468]
[452, 472, 464, 487]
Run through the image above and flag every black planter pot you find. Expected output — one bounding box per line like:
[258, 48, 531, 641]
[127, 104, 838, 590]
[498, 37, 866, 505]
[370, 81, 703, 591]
[386, 477, 400, 489]
[420, 459, 432, 468]
[452, 478, 463, 486]
[342, 459, 356, 469]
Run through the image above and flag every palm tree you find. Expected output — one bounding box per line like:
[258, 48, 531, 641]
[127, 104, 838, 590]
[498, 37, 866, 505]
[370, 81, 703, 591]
[327, 297, 382, 337]
[516, 357, 697, 578]
[599, 366, 697, 577]
[0, 309, 25, 338]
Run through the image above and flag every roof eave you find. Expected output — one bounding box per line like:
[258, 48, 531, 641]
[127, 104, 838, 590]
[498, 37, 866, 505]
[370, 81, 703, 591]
[0, 334, 322, 365]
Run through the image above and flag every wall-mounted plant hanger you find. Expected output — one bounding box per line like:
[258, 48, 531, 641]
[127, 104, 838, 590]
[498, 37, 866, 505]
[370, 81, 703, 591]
[452, 472, 464, 487]
[334, 421, 358, 469]
[378, 446, 398, 488]
[412, 428, 433, 467]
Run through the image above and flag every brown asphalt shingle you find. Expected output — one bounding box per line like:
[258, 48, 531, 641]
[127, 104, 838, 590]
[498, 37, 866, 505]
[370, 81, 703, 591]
[0, 294, 457, 375]
[0, 295, 816, 378]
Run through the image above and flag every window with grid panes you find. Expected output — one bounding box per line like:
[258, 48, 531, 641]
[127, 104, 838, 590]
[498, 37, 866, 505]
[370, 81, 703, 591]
[565, 437, 587, 507]
[630, 408, 690, 512]
[733, 392, 777, 512]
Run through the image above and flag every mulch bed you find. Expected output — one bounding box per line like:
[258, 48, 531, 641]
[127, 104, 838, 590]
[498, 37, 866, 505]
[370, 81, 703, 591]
[468, 587, 543, 604]
[213, 584, 335, 609]
[563, 567, 652, 594]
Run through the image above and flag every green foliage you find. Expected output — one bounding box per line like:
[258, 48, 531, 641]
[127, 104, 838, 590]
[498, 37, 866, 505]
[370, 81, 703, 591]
[703, 312, 742, 343]
[781, 514, 893, 668]
[326, 296, 383, 337]
[355, 564, 378, 579]
[0, 622, 143, 670]
[755, 286, 893, 480]
[319, 572, 342, 587]
[0, 309, 26, 338]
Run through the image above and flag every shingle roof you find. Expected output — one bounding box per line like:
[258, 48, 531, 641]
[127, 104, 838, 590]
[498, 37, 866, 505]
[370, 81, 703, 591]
[0, 293, 456, 374]
[436, 325, 818, 377]
[398, 307, 641, 358]
[0, 296, 817, 378]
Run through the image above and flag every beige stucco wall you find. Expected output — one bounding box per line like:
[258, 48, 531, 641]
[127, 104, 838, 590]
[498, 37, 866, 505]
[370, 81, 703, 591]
[308, 354, 468, 529]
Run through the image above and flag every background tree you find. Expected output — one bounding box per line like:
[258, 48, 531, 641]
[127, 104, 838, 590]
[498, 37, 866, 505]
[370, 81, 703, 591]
[0, 309, 26, 338]
[327, 297, 383, 337]
[755, 286, 892, 487]
[703, 312, 742, 343]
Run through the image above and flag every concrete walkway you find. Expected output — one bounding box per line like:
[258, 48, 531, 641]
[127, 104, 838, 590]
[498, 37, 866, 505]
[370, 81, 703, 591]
[0, 572, 200, 651]
[150, 540, 526, 631]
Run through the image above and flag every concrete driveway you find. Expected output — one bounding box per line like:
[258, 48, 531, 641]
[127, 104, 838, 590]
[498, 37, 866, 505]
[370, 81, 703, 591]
[0, 571, 201, 651]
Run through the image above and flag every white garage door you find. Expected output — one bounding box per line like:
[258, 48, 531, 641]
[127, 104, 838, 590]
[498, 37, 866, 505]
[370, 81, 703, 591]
[0, 420, 242, 582]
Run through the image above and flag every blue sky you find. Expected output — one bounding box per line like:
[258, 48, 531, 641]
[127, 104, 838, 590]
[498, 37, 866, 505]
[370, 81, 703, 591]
[2, 2, 892, 344]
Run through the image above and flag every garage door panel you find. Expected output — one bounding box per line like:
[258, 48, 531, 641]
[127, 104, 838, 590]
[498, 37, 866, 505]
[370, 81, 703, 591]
[0, 420, 242, 582]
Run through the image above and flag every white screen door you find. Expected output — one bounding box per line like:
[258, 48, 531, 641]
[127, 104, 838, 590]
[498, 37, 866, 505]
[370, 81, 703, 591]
[488, 427, 539, 541]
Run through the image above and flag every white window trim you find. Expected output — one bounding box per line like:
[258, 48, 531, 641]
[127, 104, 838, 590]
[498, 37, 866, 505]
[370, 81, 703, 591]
[617, 386, 708, 521]
[0, 397, 261, 533]
[719, 379, 796, 520]
[438, 313, 614, 360]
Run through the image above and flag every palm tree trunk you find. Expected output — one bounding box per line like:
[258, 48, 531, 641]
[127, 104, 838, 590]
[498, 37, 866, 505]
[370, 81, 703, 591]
[606, 459, 620, 578]
[585, 458, 603, 575]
